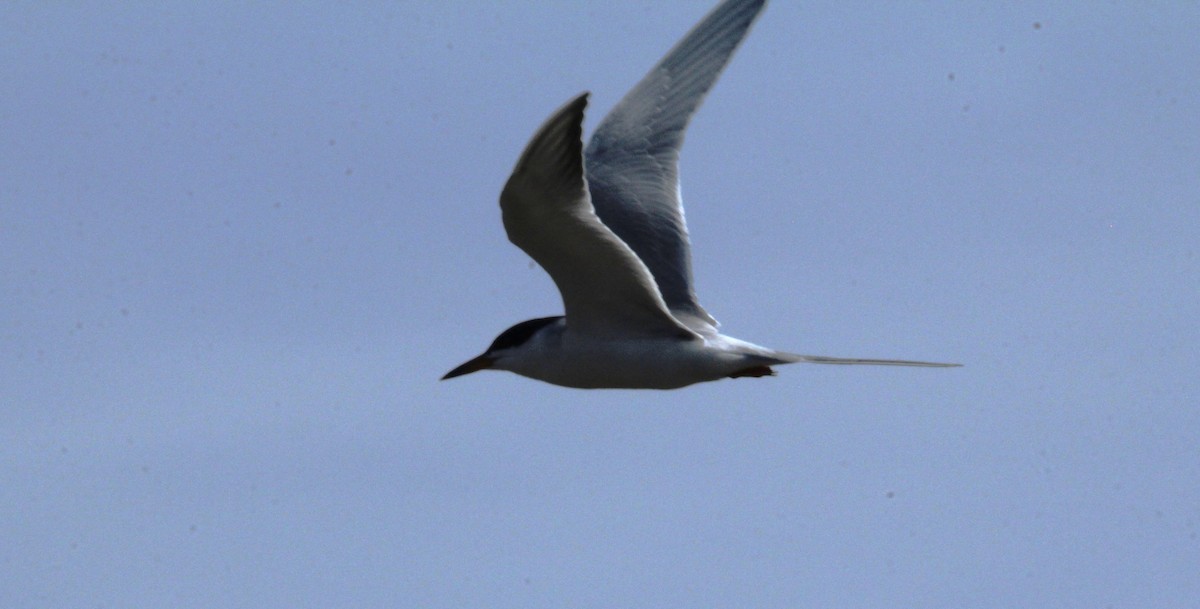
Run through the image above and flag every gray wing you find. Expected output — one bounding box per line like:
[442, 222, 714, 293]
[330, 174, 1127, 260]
[500, 93, 696, 340]
[584, 0, 767, 331]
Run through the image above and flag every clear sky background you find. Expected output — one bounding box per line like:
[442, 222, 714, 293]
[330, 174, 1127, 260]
[3, 2, 1198, 607]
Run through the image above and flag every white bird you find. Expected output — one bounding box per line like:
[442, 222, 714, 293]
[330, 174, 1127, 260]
[443, 0, 959, 389]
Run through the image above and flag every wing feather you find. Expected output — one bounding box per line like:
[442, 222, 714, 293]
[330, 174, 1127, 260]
[585, 0, 768, 331]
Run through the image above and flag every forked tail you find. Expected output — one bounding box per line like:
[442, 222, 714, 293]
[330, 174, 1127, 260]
[782, 353, 961, 367]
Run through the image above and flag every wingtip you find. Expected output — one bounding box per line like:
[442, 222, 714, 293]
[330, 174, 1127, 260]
[507, 92, 592, 184]
[558, 91, 590, 117]
[561, 91, 590, 122]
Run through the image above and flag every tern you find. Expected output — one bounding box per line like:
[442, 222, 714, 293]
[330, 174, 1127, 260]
[443, 0, 959, 389]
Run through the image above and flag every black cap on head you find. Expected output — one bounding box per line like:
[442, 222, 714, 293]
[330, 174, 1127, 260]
[487, 316, 562, 352]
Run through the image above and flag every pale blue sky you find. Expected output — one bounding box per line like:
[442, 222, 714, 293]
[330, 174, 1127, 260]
[3, 2, 1199, 607]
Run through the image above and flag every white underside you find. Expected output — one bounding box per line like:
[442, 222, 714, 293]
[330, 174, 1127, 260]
[493, 329, 790, 389]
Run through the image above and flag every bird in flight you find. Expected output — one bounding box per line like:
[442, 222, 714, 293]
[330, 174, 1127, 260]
[443, 0, 959, 389]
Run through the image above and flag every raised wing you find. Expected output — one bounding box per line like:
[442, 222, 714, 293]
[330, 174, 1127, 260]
[500, 93, 696, 340]
[584, 0, 767, 331]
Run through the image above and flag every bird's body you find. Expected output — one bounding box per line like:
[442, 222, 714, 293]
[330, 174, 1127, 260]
[474, 316, 795, 390]
[443, 0, 959, 389]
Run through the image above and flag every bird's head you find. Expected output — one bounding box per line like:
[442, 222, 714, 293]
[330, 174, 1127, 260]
[441, 315, 564, 380]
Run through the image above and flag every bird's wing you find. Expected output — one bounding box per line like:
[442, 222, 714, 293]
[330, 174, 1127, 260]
[584, 0, 767, 332]
[500, 93, 696, 340]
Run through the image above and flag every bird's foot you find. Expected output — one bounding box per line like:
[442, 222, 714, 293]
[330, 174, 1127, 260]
[729, 365, 776, 379]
